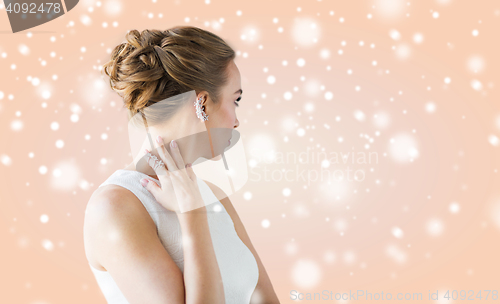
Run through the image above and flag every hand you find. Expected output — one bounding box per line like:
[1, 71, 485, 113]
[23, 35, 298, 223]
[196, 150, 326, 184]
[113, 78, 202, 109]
[140, 136, 205, 214]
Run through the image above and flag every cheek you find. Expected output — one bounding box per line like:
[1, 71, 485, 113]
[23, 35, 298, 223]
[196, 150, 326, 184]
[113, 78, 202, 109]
[225, 107, 237, 124]
[216, 105, 235, 125]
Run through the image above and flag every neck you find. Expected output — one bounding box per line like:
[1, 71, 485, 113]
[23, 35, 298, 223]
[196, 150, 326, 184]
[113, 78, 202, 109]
[123, 137, 200, 181]
[124, 108, 210, 179]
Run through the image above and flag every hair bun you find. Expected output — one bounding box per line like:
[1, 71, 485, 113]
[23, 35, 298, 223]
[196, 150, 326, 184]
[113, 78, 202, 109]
[102, 26, 236, 120]
[103, 31, 166, 114]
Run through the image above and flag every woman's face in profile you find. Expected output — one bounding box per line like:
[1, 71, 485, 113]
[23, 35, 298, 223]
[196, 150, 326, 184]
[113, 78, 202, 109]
[203, 60, 242, 158]
[205, 60, 241, 132]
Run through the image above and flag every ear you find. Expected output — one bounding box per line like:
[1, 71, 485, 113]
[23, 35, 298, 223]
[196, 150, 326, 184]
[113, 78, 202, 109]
[194, 93, 210, 122]
[198, 93, 212, 114]
[196, 91, 208, 107]
[199, 95, 208, 109]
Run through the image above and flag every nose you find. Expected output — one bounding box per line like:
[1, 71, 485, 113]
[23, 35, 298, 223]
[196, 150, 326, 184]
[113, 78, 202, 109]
[234, 117, 240, 128]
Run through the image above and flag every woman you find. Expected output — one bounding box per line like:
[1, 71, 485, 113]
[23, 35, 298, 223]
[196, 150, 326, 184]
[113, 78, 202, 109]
[83, 26, 280, 303]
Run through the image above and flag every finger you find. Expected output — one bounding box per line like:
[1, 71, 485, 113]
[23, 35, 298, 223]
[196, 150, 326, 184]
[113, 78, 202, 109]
[185, 163, 197, 181]
[141, 177, 179, 213]
[144, 148, 169, 179]
[140, 178, 161, 197]
[168, 139, 186, 172]
[154, 136, 179, 172]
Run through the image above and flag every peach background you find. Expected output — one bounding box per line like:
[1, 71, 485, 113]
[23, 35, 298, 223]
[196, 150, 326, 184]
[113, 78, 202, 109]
[1, 0, 500, 303]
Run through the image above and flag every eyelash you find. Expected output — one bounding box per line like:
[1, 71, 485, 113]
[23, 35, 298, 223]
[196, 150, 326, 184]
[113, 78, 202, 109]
[234, 96, 242, 107]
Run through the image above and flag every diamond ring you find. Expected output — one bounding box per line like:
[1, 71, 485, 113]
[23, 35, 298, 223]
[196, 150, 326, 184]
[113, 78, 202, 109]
[148, 154, 165, 171]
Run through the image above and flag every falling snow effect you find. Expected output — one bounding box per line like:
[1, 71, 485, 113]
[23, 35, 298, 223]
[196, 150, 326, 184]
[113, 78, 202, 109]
[291, 259, 322, 289]
[389, 133, 420, 163]
[0, 0, 498, 300]
[291, 17, 321, 47]
[49, 161, 82, 191]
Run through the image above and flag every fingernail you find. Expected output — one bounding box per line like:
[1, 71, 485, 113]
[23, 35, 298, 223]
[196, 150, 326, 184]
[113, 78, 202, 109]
[144, 148, 150, 155]
[140, 178, 149, 187]
[156, 135, 162, 143]
[170, 140, 177, 148]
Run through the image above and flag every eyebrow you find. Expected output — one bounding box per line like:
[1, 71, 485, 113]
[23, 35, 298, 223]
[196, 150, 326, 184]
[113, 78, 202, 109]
[234, 89, 243, 95]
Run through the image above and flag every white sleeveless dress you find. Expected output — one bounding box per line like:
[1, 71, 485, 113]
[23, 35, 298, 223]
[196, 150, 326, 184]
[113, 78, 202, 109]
[88, 169, 259, 304]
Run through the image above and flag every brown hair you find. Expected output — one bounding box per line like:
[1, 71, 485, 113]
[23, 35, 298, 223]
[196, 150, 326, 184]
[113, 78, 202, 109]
[102, 26, 236, 121]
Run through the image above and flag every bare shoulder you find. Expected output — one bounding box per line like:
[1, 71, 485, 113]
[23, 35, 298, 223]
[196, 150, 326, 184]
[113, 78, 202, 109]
[84, 184, 156, 270]
[84, 185, 185, 303]
[85, 184, 154, 226]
